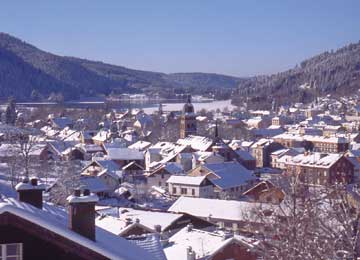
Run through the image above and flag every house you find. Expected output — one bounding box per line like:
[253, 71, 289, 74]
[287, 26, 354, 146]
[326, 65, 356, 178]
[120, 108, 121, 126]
[167, 175, 215, 198]
[177, 135, 214, 152]
[193, 151, 225, 166]
[76, 143, 104, 160]
[127, 234, 167, 260]
[234, 149, 256, 170]
[128, 140, 152, 151]
[146, 162, 184, 190]
[168, 197, 276, 233]
[189, 162, 258, 199]
[121, 161, 145, 183]
[96, 206, 215, 236]
[285, 152, 354, 185]
[104, 147, 144, 167]
[79, 130, 97, 144]
[92, 130, 111, 145]
[164, 225, 259, 260]
[273, 133, 349, 153]
[0, 178, 156, 260]
[270, 148, 302, 169]
[81, 160, 121, 192]
[250, 139, 284, 168]
[79, 176, 112, 197]
[95, 215, 156, 237]
[47, 116, 74, 129]
[242, 180, 285, 204]
[47, 141, 83, 161]
[244, 116, 271, 129]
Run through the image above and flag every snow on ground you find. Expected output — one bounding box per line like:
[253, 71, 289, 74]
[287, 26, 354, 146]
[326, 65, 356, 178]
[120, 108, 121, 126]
[0, 176, 17, 198]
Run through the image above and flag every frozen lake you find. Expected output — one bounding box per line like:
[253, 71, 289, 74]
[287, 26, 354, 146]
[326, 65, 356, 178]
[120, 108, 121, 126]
[14, 99, 236, 114]
[142, 99, 236, 114]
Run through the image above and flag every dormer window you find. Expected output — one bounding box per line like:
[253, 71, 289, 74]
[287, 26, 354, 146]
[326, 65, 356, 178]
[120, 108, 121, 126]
[1, 243, 23, 260]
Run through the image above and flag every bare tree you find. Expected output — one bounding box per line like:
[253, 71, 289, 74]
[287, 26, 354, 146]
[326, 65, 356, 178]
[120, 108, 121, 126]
[245, 174, 360, 260]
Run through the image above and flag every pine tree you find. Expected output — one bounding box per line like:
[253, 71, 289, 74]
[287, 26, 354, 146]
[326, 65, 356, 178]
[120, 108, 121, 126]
[5, 97, 17, 125]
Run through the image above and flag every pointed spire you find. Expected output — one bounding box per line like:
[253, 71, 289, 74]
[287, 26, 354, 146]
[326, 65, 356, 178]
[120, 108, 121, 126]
[215, 120, 219, 139]
[187, 94, 192, 104]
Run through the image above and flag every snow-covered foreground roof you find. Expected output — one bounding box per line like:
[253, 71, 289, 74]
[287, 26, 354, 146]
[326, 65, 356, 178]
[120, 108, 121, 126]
[0, 197, 156, 260]
[128, 234, 167, 260]
[97, 207, 183, 231]
[164, 226, 257, 260]
[168, 197, 273, 222]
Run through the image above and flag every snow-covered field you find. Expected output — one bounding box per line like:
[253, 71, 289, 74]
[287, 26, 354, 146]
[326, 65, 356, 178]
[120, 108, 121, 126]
[143, 99, 236, 114]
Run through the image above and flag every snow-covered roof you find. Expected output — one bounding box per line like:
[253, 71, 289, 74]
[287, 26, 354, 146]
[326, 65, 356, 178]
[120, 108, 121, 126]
[67, 193, 99, 203]
[163, 162, 184, 174]
[92, 130, 110, 142]
[97, 207, 183, 231]
[168, 197, 271, 222]
[128, 140, 152, 151]
[235, 149, 255, 161]
[128, 234, 167, 260]
[167, 176, 207, 186]
[50, 117, 73, 129]
[15, 182, 46, 191]
[80, 177, 111, 193]
[287, 152, 343, 168]
[0, 197, 155, 260]
[202, 162, 257, 189]
[177, 135, 214, 152]
[106, 148, 144, 161]
[273, 132, 348, 144]
[164, 226, 257, 260]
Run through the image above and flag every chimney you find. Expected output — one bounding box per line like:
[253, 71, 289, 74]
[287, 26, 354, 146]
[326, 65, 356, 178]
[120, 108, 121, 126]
[154, 224, 162, 233]
[125, 218, 133, 227]
[186, 223, 193, 232]
[186, 246, 196, 260]
[15, 177, 45, 209]
[67, 188, 99, 241]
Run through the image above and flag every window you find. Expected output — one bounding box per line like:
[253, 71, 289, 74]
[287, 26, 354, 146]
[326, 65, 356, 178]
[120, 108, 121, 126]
[192, 189, 195, 196]
[1, 243, 22, 260]
[172, 187, 177, 194]
[181, 188, 187, 195]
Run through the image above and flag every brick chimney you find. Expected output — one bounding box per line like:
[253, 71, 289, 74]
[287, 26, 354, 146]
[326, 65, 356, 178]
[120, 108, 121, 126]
[67, 189, 99, 241]
[15, 177, 45, 209]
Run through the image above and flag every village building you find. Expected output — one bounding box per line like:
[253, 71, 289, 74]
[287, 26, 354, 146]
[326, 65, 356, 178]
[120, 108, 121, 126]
[180, 95, 197, 138]
[167, 175, 215, 198]
[242, 180, 285, 204]
[168, 197, 275, 233]
[164, 225, 259, 260]
[188, 162, 258, 199]
[146, 162, 184, 190]
[285, 152, 354, 185]
[0, 178, 155, 260]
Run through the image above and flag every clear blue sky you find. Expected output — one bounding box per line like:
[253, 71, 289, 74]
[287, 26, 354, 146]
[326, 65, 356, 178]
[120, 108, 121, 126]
[1, 1, 359, 77]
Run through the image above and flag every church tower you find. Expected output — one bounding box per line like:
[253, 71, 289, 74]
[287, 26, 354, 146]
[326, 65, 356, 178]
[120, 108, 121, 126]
[180, 95, 197, 138]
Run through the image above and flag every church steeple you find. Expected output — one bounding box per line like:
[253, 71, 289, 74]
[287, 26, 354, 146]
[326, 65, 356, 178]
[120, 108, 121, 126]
[214, 120, 219, 139]
[180, 95, 197, 138]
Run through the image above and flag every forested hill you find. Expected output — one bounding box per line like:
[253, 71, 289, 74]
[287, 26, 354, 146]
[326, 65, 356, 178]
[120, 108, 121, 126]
[232, 42, 360, 108]
[0, 33, 242, 101]
[0, 32, 359, 104]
